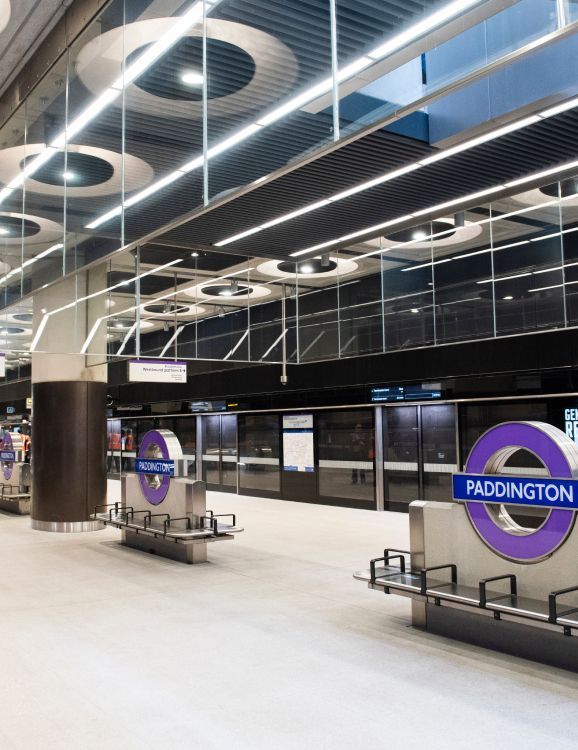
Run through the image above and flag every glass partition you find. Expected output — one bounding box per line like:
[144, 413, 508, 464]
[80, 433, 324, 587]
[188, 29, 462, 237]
[421, 404, 457, 501]
[0, 1, 578, 373]
[238, 413, 280, 496]
[317, 409, 375, 507]
[382, 406, 419, 512]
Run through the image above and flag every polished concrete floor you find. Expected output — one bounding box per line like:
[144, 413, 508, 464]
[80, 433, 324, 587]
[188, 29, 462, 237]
[1, 488, 578, 749]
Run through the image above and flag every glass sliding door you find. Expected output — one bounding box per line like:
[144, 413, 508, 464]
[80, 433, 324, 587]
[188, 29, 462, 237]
[202, 415, 222, 488]
[318, 409, 375, 508]
[201, 414, 238, 493]
[382, 406, 420, 512]
[221, 415, 238, 491]
[238, 414, 280, 496]
[421, 404, 457, 502]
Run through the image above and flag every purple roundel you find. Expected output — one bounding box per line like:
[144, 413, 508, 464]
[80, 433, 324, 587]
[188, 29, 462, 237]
[465, 422, 577, 562]
[137, 430, 174, 505]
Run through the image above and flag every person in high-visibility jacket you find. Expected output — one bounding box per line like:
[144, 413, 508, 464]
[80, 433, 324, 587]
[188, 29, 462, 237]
[108, 431, 121, 472]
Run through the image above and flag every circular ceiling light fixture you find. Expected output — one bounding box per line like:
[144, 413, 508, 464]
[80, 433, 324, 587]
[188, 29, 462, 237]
[0, 215, 40, 239]
[108, 318, 155, 331]
[382, 217, 482, 252]
[75, 18, 298, 119]
[181, 70, 204, 86]
[0, 144, 153, 198]
[258, 256, 358, 280]
[0, 212, 62, 247]
[140, 301, 205, 318]
[0, 326, 28, 337]
[184, 281, 271, 301]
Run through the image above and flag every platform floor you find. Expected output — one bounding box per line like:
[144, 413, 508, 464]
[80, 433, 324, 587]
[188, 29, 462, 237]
[1, 487, 578, 749]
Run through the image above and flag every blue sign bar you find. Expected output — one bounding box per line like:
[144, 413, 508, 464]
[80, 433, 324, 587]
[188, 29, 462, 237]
[0, 450, 15, 462]
[453, 473, 578, 509]
[135, 458, 174, 477]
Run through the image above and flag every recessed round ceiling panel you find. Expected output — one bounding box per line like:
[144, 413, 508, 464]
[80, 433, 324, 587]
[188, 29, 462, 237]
[108, 318, 155, 331]
[257, 256, 358, 279]
[201, 284, 253, 297]
[183, 281, 271, 301]
[127, 37, 256, 102]
[0, 325, 28, 337]
[0, 144, 153, 197]
[3, 311, 32, 326]
[0, 212, 62, 246]
[381, 218, 482, 251]
[512, 177, 578, 208]
[0, 2, 11, 35]
[140, 301, 205, 318]
[75, 18, 298, 119]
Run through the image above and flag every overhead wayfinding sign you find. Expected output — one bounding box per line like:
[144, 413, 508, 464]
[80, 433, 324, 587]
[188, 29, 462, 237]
[453, 473, 578, 510]
[135, 458, 174, 477]
[128, 359, 187, 384]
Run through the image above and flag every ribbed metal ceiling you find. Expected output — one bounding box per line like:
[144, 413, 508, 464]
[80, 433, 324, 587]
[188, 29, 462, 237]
[154, 109, 578, 258]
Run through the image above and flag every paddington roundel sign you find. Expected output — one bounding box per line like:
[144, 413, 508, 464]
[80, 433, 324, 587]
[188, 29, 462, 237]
[135, 429, 182, 505]
[454, 422, 578, 562]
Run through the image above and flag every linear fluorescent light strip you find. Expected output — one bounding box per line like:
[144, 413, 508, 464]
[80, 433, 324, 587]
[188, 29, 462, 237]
[50, 258, 184, 319]
[0, 0, 216, 206]
[261, 329, 287, 360]
[0, 242, 64, 285]
[56, 264, 253, 353]
[216, 119, 543, 248]
[34, 259, 183, 351]
[296, 185, 508, 259]
[160, 325, 185, 357]
[529, 279, 578, 293]
[224, 329, 249, 360]
[82, 0, 486, 230]
[477, 258, 578, 286]
[116, 321, 139, 356]
[218, 113, 578, 251]
[295, 155, 578, 260]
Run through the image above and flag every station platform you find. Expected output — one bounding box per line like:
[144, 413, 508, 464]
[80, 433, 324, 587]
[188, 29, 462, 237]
[0, 487, 577, 749]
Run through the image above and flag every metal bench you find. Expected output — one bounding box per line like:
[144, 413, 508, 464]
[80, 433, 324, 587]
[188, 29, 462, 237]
[355, 550, 578, 636]
[92, 502, 243, 541]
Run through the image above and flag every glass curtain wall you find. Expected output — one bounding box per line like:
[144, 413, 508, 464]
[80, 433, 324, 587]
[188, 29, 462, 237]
[115, 167, 578, 372]
[1, 0, 575, 375]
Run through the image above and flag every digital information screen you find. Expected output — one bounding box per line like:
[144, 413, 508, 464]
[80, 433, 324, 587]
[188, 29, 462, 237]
[371, 384, 441, 402]
[405, 384, 442, 401]
[370, 387, 404, 402]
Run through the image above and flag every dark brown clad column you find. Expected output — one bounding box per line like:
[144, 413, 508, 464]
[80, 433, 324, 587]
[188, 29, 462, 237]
[31, 381, 107, 531]
[31, 271, 108, 532]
